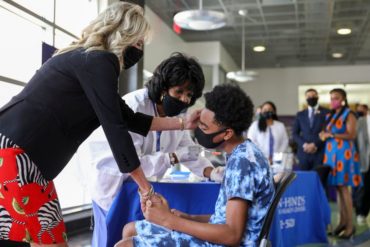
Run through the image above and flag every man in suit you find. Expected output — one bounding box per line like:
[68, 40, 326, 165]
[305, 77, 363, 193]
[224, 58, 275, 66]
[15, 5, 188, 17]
[293, 88, 329, 171]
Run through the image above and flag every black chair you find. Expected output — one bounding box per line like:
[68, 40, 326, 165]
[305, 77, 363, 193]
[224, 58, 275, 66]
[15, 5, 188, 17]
[258, 171, 297, 247]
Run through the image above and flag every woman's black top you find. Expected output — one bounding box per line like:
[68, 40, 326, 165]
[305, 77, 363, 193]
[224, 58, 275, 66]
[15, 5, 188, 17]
[0, 48, 153, 180]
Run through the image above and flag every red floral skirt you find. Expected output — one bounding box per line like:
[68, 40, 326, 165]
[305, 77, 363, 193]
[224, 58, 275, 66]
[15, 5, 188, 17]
[0, 145, 67, 244]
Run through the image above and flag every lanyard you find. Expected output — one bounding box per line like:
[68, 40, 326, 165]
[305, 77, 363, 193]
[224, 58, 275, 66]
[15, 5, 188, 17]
[152, 101, 162, 152]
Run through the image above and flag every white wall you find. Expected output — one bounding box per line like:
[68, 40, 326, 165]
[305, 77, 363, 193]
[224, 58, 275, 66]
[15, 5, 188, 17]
[144, 7, 187, 72]
[241, 64, 370, 115]
[219, 44, 238, 72]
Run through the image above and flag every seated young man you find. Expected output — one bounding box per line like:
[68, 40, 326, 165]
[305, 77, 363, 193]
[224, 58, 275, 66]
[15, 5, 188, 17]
[115, 83, 275, 247]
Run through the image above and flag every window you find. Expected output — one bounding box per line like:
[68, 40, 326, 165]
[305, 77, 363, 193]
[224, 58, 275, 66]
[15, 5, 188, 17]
[298, 83, 370, 110]
[55, 0, 98, 37]
[0, 6, 46, 82]
[0, 81, 24, 106]
[14, 0, 54, 21]
[0, 0, 99, 210]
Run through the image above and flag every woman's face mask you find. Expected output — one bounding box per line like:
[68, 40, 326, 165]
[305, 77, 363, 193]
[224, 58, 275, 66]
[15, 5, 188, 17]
[162, 94, 189, 117]
[194, 127, 226, 149]
[123, 46, 143, 70]
[261, 111, 275, 119]
[306, 97, 318, 107]
[330, 99, 342, 110]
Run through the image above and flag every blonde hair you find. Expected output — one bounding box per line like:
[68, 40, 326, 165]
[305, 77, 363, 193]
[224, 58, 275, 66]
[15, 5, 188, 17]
[55, 2, 150, 67]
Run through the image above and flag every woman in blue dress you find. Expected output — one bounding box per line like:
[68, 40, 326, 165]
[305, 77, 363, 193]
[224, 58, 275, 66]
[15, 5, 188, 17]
[320, 88, 362, 238]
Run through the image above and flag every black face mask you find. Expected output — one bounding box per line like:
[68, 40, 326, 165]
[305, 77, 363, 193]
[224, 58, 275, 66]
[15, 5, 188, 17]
[261, 111, 275, 119]
[123, 46, 143, 70]
[307, 97, 318, 107]
[194, 127, 226, 149]
[357, 111, 364, 117]
[162, 94, 189, 117]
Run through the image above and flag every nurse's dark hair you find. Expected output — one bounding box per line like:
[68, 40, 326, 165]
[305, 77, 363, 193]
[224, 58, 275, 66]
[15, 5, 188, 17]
[146, 52, 205, 106]
[204, 83, 254, 136]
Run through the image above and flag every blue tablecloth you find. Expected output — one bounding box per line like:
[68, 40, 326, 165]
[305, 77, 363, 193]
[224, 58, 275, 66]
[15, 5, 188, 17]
[93, 171, 330, 247]
[269, 171, 331, 247]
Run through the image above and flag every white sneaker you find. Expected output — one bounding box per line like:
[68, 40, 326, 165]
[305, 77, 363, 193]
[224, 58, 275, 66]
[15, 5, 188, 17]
[357, 215, 367, 225]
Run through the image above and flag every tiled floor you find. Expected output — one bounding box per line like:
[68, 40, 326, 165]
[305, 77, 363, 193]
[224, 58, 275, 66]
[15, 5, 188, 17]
[299, 201, 370, 247]
[68, 202, 370, 247]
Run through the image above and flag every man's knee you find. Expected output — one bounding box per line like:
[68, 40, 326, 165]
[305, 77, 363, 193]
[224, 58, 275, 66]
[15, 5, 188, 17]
[123, 222, 137, 238]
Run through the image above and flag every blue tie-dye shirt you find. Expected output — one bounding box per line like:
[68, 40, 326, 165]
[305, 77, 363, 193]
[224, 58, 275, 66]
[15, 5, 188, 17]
[209, 140, 275, 246]
[133, 139, 274, 247]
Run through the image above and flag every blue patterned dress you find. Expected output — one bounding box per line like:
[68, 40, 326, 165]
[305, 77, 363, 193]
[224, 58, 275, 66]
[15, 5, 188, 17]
[133, 140, 275, 247]
[323, 108, 362, 187]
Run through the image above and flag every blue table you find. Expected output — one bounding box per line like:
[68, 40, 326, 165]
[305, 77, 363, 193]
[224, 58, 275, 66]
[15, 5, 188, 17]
[269, 171, 331, 247]
[92, 171, 330, 247]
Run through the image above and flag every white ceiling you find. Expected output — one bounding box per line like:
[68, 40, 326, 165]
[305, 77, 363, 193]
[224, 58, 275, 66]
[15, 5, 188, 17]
[146, 0, 370, 68]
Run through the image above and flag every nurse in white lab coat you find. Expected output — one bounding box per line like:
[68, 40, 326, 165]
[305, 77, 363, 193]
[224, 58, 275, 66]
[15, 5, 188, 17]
[247, 101, 289, 164]
[82, 53, 224, 212]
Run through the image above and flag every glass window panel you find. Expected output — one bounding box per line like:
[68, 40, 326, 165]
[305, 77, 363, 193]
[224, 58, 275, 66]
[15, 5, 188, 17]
[54, 29, 77, 50]
[0, 81, 23, 107]
[298, 83, 370, 110]
[0, 7, 51, 82]
[54, 152, 92, 209]
[0, 0, 94, 211]
[55, 0, 98, 37]
[14, 0, 54, 21]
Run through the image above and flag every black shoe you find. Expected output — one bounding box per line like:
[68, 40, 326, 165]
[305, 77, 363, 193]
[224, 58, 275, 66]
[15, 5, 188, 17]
[338, 227, 356, 239]
[331, 224, 346, 236]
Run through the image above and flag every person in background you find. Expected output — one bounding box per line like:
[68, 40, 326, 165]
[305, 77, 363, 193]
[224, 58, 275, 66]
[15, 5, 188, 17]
[83, 53, 224, 244]
[0, 3, 199, 246]
[254, 105, 262, 121]
[292, 88, 329, 170]
[247, 101, 289, 164]
[356, 104, 368, 118]
[115, 83, 275, 247]
[320, 88, 362, 238]
[354, 104, 370, 225]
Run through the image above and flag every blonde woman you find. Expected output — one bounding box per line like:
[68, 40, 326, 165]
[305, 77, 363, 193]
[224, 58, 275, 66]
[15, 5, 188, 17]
[0, 2, 198, 247]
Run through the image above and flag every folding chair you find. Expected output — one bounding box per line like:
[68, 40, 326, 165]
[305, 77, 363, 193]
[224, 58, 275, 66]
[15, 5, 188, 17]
[258, 171, 297, 247]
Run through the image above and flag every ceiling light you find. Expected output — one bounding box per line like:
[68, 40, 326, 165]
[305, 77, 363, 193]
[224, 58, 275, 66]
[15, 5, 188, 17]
[227, 10, 257, 83]
[253, 45, 266, 52]
[337, 28, 351, 35]
[238, 10, 247, 16]
[332, 53, 343, 58]
[173, 0, 226, 31]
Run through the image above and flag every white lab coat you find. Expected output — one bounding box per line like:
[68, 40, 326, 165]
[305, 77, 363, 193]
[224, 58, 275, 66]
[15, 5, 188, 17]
[247, 120, 289, 159]
[81, 88, 213, 211]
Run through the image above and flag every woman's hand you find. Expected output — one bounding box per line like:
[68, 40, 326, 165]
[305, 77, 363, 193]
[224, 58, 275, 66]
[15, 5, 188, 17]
[143, 193, 172, 226]
[140, 192, 163, 213]
[319, 131, 333, 141]
[171, 209, 191, 219]
[184, 109, 202, 129]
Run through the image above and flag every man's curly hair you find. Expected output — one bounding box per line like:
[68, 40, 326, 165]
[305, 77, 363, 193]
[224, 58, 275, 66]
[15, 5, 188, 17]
[204, 83, 254, 136]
